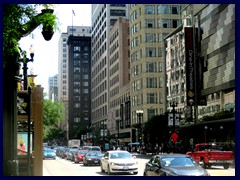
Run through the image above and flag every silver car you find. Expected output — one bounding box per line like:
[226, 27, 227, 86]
[100, 150, 138, 175]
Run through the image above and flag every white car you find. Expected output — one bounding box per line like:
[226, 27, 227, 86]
[100, 150, 138, 175]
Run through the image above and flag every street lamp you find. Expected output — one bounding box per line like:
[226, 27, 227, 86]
[204, 126, 208, 143]
[101, 121, 107, 150]
[20, 45, 35, 90]
[136, 110, 143, 146]
[169, 101, 179, 152]
[116, 118, 120, 146]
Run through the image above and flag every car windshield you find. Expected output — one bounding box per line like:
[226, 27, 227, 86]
[161, 157, 195, 167]
[45, 149, 55, 153]
[110, 152, 132, 159]
[88, 151, 102, 156]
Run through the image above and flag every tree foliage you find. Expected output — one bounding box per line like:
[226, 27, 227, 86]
[143, 113, 170, 145]
[3, 4, 59, 67]
[43, 99, 64, 128]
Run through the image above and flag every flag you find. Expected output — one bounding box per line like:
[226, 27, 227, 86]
[72, 9, 75, 16]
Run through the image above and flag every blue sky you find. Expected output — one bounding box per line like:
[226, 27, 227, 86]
[19, 4, 92, 93]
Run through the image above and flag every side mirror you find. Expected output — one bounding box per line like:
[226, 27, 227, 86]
[104, 157, 109, 160]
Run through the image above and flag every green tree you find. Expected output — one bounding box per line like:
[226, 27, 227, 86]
[3, 4, 59, 67]
[143, 113, 169, 147]
[43, 99, 64, 131]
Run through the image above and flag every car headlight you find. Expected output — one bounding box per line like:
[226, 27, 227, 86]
[87, 158, 91, 160]
[110, 162, 116, 166]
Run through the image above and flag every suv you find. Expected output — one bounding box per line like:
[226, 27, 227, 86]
[88, 146, 101, 152]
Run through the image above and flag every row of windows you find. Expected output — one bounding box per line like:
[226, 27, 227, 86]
[73, 74, 89, 80]
[110, 4, 126, 7]
[168, 83, 185, 95]
[109, 52, 119, 66]
[92, 104, 107, 120]
[92, 69, 107, 90]
[131, 77, 164, 91]
[110, 9, 126, 16]
[130, 19, 180, 37]
[73, 46, 89, 52]
[109, 40, 119, 54]
[92, 5, 106, 34]
[92, 57, 107, 78]
[110, 86, 119, 98]
[144, 5, 180, 15]
[110, 74, 119, 87]
[92, 78, 107, 98]
[92, 92, 107, 110]
[92, 40, 107, 66]
[110, 29, 119, 44]
[110, 62, 119, 76]
[131, 93, 164, 106]
[73, 88, 89, 94]
[131, 62, 163, 77]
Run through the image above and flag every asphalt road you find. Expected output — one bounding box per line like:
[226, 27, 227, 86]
[43, 154, 235, 176]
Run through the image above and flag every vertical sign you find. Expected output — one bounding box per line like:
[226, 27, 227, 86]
[184, 27, 195, 106]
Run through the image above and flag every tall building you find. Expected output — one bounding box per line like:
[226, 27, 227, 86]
[58, 26, 91, 140]
[48, 74, 58, 101]
[91, 4, 130, 130]
[108, 17, 131, 145]
[67, 35, 92, 139]
[129, 4, 182, 133]
[165, 4, 235, 143]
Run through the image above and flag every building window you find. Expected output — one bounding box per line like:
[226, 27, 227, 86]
[145, 5, 155, 14]
[146, 47, 156, 57]
[147, 93, 157, 104]
[145, 33, 156, 43]
[145, 19, 155, 28]
[147, 77, 157, 88]
[171, 6, 180, 14]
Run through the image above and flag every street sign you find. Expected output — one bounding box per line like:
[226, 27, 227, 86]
[171, 132, 178, 143]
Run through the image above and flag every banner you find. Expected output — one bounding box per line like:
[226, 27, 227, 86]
[184, 27, 195, 106]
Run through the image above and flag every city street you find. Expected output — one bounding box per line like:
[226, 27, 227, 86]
[43, 155, 235, 176]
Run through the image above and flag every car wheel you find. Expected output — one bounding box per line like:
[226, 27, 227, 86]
[100, 164, 105, 173]
[133, 171, 138, 175]
[201, 158, 207, 168]
[223, 164, 229, 169]
[107, 165, 111, 175]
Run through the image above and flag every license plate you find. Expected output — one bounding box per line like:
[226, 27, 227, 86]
[123, 166, 129, 170]
[94, 161, 98, 163]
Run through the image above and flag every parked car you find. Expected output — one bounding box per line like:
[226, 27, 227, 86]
[43, 149, 56, 160]
[83, 151, 103, 166]
[100, 150, 138, 175]
[88, 146, 101, 152]
[143, 154, 210, 176]
[74, 150, 88, 163]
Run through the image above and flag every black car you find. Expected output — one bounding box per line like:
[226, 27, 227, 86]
[83, 151, 103, 166]
[144, 154, 210, 176]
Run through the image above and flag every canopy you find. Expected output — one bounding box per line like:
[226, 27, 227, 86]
[128, 142, 144, 146]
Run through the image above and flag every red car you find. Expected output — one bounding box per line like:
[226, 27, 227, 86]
[74, 150, 88, 163]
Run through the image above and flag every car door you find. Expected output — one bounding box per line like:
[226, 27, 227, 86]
[145, 157, 155, 176]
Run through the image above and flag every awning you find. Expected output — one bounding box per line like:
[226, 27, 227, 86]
[128, 142, 144, 146]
